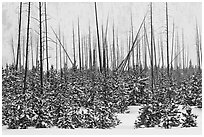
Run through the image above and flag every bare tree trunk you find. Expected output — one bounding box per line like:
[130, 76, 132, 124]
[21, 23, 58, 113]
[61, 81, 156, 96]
[157, 37, 161, 68]
[59, 25, 62, 76]
[105, 15, 109, 71]
[112, 23, 116, 70]
[196, 21, 201, 70]
[127, 33, 130, 71]
[88, 24, 92, 70]
[78, 18, 82, 70]
[102, 25, 106, 71]
[131, 12, 135, 69]
[182, 29, 185, 70]
[160, 35, 164, 68]
[44, 2, 49, 78]
[22, 36, 25, 69]
[94, 2, 102, 72]
[63, 35, 65, 68]
[36, 36, 39, 68]
[150, 2, 154, 92]
[174, 31, 178, 69]
[85, 36, 88, 70]
[56, 37, 58, 71]
[73, 24, 76, 68]
[11, 37, 15, 65]
[16, 2, 22, 70]
[153, 30, 157, 76]
[144, 22, 147, 70]
[166, 2, 170, 77]
[116, 31, 119, 68]
[199, 28, 202, 67]
[81, 37, 84, 70]
[93, 40, 96, 70]
[171, 21, 175, 70]
[23, 2, 31, 94]
[31, 33, 34, 68]
[39, 2, 43, 94]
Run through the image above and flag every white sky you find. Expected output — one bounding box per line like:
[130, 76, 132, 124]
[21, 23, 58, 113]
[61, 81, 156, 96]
[1, 2, 202, 69]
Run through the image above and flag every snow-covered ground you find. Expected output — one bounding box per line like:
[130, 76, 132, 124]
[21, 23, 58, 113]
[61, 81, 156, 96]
[2, 106, 202, 135]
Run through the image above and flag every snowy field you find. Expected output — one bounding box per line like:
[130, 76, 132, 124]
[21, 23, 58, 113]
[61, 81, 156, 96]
[2, 106, 202, 135]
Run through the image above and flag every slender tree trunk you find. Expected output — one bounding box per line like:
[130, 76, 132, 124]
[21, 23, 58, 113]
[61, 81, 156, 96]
[153, 30, 157, 76]
[63, 35, 65, 68]
[36, 36, 39, 68]
[131, 12, 135, 69]
[44, 2, 49, 78]
[93, 40, 96, 70]
[59, 25, 62, 76]
[182, 29, 185, 70]
[78, 18, 81, 70]
[150, 3, 154, 92]
[166, 2, 169, 77]
[199, 28, 202, 67]
[85, 37, 88, 70]
[127, 33, 130, 71]
[160, 35, 164, 68]
[56, 37, 58, 71]
[31, 33, 34, 68]
[105, 15, 109, 71]
[72, 24, 76, 68]
[186, 44, 189, 69]
[196, 22, 201, 70]
[112, 23, 116, 70]
[157, 37, 161, 68]
[88, 24, 92, 70]
[81, 37, 84, 70]
[39, 2, 43, 94]
[116, 31, 119, 68]
[16, 2, 22, 70]
[23, 2, 31, 94]
[144, 22, 147, 70]
[11, 37, 15, 65]
[102, 25, 106, 71]
[94, 2, 102, 72]
[171, 21, 175, 70]
[22, 36, 25, 69]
